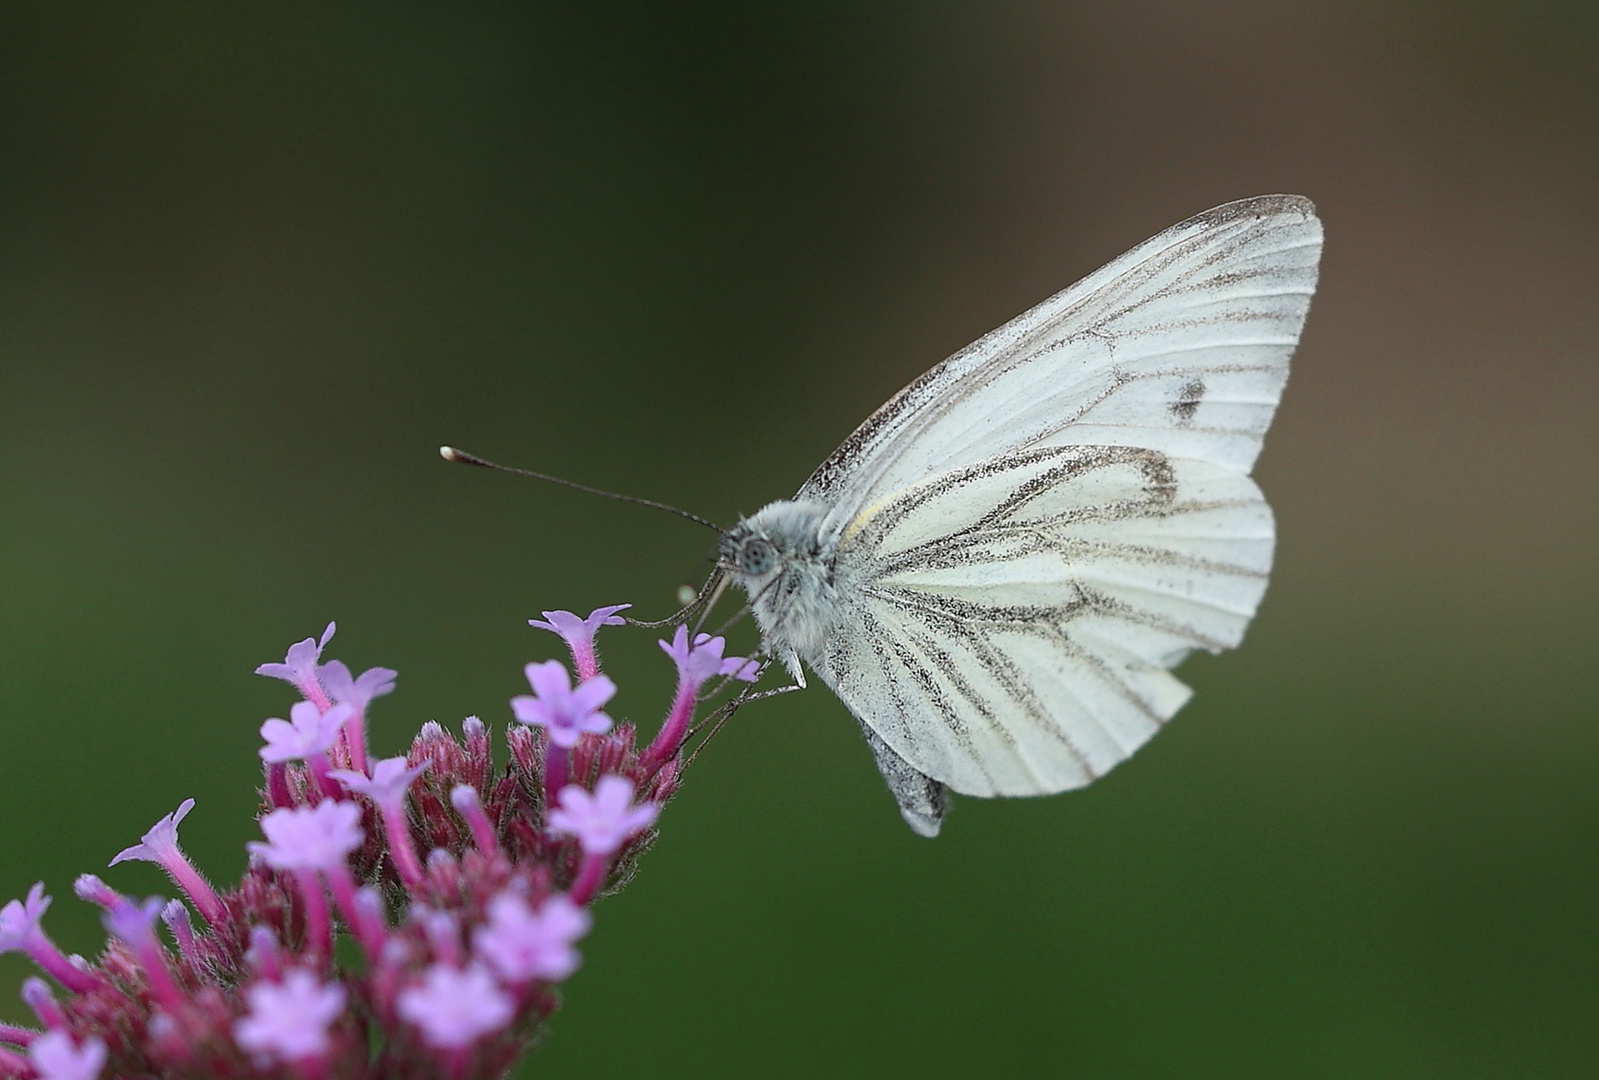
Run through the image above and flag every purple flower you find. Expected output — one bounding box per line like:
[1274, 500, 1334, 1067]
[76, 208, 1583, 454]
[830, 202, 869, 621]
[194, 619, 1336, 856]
[109, 798, 194, 868]
[258, 701, 350, 764]
[248, 801, 365, 873]
[102, 895, 166, 951]
[27, 1030, 106, 1080]
[109, 798, 225, 928]
[0, 883, 51, 954]
[255, 622, 336, 707]
[161, 899, 202, 972]
[249, 804, 370, 959]
[641, 628, 761, 773]
[103, 896, 188, 1012]
[318, 660, 397, 711]
[396, 962, 514, 1049]
[473, 891, 591, 984]
[451, 785, 499, 854]
[71, 875, 118, 909]
[329, 757, 430, 890]
[529, 605, 630, 682]
[329, 756, 428, 807]
[510, 661, 615, 749]
[234, 968, 347, 1063]
[246, 926, 284, 981]
[548, 776, 660, 857]
[420, 909, 464, 968]
[0, 613, 697, 1076]
[659, 626, 760, 692]
[22, 976, 64, 1028]
[0, 883, 96, 996]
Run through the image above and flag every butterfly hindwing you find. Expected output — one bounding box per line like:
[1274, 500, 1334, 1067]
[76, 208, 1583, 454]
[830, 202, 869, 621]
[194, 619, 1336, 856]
[813, 444, 1273, 797]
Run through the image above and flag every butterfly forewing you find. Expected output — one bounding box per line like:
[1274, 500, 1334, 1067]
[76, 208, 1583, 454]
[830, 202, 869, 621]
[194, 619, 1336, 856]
[798, 195, 1321, 544]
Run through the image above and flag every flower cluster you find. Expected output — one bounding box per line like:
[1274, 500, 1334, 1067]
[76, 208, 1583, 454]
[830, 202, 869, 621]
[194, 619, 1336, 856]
[0, 607, 758, 1079]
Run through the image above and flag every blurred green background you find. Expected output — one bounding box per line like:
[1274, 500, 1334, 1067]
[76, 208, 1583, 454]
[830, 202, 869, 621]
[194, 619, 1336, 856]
[1, 2, 1595, 1076]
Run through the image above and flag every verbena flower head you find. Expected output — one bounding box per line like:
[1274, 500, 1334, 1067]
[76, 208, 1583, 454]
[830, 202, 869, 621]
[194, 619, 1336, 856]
[0, 603, 759, 1078]
[510, 660, 616, 748]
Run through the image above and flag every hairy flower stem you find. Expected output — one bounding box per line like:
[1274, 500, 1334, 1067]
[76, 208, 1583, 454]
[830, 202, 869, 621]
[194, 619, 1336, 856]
[378, 805, 426, 891]
[640, 683, 696, 777]
[267, 762, 294, 808]
[294, 870, 333, 960]
[163, 864, 225, 932]
[128, 938, 187, 1015]
[325, 865, 384, 956]
[544, 745, 569, 806]
[339, 712, 370, 775]
[26, 940, 95, 996]
[568, 854, 609, 906]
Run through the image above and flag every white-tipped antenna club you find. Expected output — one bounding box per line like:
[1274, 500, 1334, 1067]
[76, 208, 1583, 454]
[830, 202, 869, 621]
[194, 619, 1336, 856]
[438, 445, 723, 532]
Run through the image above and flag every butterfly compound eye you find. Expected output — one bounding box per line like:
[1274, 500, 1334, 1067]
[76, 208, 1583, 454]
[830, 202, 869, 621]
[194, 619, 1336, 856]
[738, 538, 775, 575]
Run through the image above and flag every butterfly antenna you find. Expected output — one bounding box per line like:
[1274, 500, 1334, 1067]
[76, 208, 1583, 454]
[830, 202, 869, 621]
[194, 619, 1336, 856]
[439, 446, 723, 532]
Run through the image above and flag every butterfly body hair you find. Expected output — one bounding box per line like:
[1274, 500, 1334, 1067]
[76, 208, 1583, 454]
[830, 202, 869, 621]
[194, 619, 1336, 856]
[720, 500, 841, 683]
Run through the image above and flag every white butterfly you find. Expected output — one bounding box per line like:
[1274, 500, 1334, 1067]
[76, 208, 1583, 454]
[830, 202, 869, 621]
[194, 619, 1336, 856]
[717, 195, 1323, 836]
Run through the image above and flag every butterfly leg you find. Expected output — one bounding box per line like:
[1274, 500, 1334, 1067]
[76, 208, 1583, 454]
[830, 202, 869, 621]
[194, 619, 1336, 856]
[779, 648, 807, 688]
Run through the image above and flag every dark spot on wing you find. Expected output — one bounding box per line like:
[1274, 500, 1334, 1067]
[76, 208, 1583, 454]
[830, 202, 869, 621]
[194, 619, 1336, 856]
[1169, 378, 1205, 424]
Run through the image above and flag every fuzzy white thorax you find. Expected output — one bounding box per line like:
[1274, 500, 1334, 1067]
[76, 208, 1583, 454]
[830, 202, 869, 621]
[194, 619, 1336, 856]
[718, 499, 839, 683]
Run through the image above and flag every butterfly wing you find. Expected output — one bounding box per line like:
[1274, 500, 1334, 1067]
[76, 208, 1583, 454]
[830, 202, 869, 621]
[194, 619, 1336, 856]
[797, 196, 1320, 826]
[797, 195, 1321, 542]
[813, 444, 1271, 802]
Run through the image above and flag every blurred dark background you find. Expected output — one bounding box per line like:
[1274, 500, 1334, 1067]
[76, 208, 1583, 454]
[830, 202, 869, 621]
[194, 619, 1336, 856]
[1, 2, 1595, 1076]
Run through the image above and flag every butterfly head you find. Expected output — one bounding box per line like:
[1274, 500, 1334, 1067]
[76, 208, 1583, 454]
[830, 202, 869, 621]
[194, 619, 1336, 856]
[718, 501, 828, 578]
[724, 532, 777, 577]
[717, 500, 837, 666]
